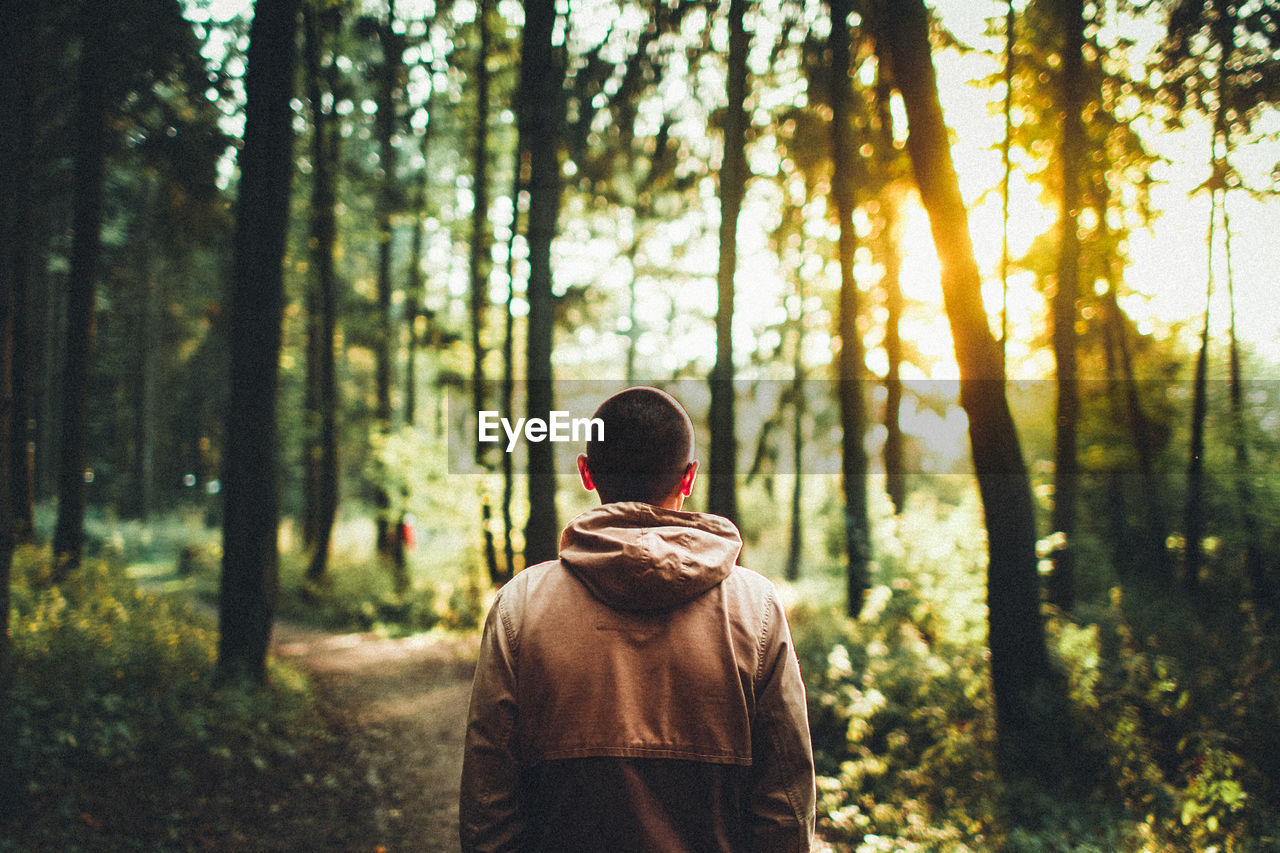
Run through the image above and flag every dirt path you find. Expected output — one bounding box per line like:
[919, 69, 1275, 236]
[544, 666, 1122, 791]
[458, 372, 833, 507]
[272, 623, 480, 852]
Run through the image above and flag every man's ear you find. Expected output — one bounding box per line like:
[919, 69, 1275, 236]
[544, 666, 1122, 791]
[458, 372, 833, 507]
[577, 453, 596, 492]
[679, 460, 698, 497]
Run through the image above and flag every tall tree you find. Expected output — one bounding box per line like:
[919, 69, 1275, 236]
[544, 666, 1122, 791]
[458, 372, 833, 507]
[404, 29, 441, 429]
[369, 0, 409, 583]
[1158, 0, 1278, 602]
[519, 0, 565, 565]
[469, 0, 504, 585]
[1047, 0, 1085, 611]
[6, 5, 37, 545]
[499, 144, 521, 581]
[302, 1, 342, 582]
[708, 0, 749, 526]
[785, 273, 808, 584]
[51, 0, 112, 574]
[1093, 183, 1172, 583]
[828, 0, 871, 616]
[999, 0, 1015, 359]
[218, 0, 301, 683]
[1182, 189, 1213, 595]
[874, 0, 1070, 786]
[0, 1, 27, 817]
[872, 66, 909, 516]
[470, 0, 492, 448]
[1219, 198, 1270, 606]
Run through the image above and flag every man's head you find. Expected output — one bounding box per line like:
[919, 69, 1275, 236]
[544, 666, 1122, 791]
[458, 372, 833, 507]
[576, 386, 698, 509]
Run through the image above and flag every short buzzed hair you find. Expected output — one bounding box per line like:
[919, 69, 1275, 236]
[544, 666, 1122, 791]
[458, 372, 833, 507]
[585, 387, 694, 505]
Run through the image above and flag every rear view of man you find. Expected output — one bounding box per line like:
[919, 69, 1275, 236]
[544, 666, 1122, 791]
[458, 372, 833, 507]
[460, 386, 815, 852]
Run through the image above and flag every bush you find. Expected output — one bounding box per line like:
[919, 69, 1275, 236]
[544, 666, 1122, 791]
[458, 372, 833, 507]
[3, 545, 325, 850]
[275, 544, 490, 636]
[793, 494, 1280, 851]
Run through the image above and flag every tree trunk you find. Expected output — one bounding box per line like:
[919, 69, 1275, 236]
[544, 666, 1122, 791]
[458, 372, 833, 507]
[217, 0, 300, 684]
[708, 0, 748, 526]
[876, 0, 1068, 786]
[1047, 0, 1085, 611]
[134, 189, 161, 521]
[405, 53, 435, 428]
[470, 0, 503, 586]
[1101, 317, 1132, 575]
[624, 241, 640, 385]
[0, 276, 16, 814]
[470, 0, 492, 453]
[375, 3, 400, 431]
[829, 0, 870, 615]
[785, 314, 805, 583]
[874, 77, 907, 515]
[499, 145, 522, 582]
[881, 204, 906, 515]
[303, 3, 341, 583]
[52, 1, 111, 575]
[1090, 180, 1172, 583]
[1221, 194, 1270, 608]
[999, 0, 1015, 359]
[7, 18, 36, 546]
[1183, 192, 1213, 596]
[373, 2, 404, 574]
[0, 6, 28, 816]
[519, 0, 564, 565]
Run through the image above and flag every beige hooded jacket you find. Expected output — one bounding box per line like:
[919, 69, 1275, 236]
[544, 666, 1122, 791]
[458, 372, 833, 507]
[459, 502, 815, 852]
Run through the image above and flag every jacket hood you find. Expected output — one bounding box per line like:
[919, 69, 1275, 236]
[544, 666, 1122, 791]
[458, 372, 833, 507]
[558, 502, 743, 611]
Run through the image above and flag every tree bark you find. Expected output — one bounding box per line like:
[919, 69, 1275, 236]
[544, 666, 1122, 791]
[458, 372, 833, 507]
[405, 44, 436, 428]
[499, 145, 523, 582]
[302, 3, 341, 582]
[785, 308, 805, 584]
[470, 0, 503, 586]
[217, 0, 300, 683]
[708, 0, 749, 526]
[999, 0, 1015, 360]
[1047, 0, 1085, 611]
[470, 0, 492, 454]
[829, 0, 870, 615]
[7, 16, 36, 545]
[0, 4, 27, 815]
[52, 0, 111, 575]
[133, 185, 161, 521]
[874, 77, 906, 515]
[519, 0, 564, 565]
[1183, 193, 1213, 596]
[1221, 195, 1271, 608]
[876, 0, 1067, 785]
[1096, 199, 1171, 583]
[373, 1, 405, 578]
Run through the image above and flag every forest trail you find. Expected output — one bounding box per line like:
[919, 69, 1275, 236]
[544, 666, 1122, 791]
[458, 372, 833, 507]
[272, 621, 480, 852]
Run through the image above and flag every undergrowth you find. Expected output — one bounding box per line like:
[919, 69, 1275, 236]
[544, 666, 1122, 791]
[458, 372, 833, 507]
[793, 493, 1280, 852]
[1, 545, 333, 851]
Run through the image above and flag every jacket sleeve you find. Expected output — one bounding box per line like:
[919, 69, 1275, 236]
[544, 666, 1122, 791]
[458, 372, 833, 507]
[459, 593, 525, 853]
[747, 590, 816, 853]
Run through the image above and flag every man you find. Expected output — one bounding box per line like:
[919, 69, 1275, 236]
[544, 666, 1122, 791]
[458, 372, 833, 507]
[459, 387, 815, 852]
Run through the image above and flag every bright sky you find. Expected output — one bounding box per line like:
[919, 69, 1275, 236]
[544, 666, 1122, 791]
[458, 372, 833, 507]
[930, 0, 1280, 375]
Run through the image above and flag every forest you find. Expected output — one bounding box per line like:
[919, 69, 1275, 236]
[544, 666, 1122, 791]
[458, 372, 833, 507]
[1, 0, 1279, 849]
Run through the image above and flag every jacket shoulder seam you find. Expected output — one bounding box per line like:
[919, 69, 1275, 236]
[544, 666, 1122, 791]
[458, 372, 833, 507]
[754, 583, 775, 695]
[497, 588, 519, 661]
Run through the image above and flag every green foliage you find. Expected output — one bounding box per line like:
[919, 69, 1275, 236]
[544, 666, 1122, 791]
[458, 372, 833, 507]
[794, 495, 1280, 851]
[275, 539, 489, 637]
[795, 494, 1003, 850]
[3, 545, 323, 848]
